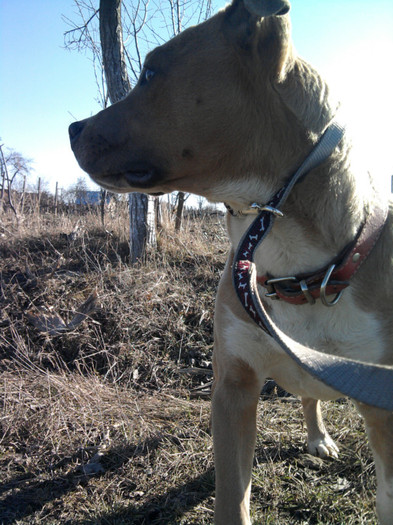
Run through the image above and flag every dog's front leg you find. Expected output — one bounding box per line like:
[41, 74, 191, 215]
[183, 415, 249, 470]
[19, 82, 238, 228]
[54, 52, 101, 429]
[212, 356, 263, 525]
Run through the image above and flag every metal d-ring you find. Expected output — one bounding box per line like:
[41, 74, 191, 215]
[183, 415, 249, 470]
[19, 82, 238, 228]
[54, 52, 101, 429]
[320, 264, 343, 307]
[250, 203, 284, 218]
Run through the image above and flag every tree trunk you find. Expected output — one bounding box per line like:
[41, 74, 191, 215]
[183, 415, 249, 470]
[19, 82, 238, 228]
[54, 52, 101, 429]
[99, 0, 155, 262]
[99, 0, 131, 103]
[129, 193, 156, 263]
[175, 191, 185, 231]
[154, 197, 162, 231]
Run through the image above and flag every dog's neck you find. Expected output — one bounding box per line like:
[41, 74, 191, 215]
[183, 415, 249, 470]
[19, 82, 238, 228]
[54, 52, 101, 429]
[224, 121, 347, 218]
[225, 132, 376, 277]
[213, 54, 381, 278]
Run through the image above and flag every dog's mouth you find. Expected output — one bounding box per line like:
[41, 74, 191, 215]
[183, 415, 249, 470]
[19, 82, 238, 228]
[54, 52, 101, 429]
[89, 166, 165, 194]
[123, 170, 157, 188]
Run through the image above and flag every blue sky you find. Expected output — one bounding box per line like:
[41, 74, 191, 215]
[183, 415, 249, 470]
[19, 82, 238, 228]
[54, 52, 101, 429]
[1, 0, 393, 194]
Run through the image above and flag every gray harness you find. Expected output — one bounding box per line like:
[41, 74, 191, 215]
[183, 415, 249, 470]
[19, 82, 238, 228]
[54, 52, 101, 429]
[232, 122, 393, 411]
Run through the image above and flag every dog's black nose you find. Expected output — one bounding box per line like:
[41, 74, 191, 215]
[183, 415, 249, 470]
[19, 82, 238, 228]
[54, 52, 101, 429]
[68, 120, 85, 144]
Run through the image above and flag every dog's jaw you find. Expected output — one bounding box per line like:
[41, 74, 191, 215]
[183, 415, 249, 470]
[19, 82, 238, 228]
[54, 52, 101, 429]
[87, 170, 165, 194]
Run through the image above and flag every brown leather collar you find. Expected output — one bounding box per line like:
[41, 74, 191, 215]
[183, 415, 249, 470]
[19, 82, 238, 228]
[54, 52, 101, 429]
[257, 203, 388, 305]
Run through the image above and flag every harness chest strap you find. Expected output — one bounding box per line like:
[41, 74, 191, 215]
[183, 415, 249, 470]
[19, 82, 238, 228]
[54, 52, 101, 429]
[231, 121, 393, 411]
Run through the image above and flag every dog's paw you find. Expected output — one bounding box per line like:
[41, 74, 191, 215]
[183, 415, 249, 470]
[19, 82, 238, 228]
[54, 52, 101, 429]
[307, 435, 339, 459]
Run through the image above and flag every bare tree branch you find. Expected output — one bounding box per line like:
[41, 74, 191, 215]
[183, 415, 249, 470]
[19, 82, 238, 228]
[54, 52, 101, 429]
[63, 8, 99, 43]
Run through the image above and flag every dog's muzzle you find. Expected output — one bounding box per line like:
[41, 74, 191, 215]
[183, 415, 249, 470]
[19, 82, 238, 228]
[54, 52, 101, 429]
[69, 119, 86, 147]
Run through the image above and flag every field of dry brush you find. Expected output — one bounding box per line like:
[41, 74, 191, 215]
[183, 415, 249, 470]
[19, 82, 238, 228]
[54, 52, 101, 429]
[0, 207, 377, 524]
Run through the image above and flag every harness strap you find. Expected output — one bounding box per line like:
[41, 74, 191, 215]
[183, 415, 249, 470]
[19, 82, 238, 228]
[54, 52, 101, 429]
[232, 122, 393, 410]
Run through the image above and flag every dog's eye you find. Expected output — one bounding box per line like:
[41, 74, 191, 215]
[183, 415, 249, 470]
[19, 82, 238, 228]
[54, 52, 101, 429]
[141, 68, 155, 84]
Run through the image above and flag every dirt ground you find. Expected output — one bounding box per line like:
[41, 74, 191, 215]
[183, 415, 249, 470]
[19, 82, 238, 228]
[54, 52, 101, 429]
[0, 208, 377, 524]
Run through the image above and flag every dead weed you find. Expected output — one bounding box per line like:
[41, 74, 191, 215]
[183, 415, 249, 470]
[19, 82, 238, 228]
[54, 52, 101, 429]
[0, 209, 377, 524]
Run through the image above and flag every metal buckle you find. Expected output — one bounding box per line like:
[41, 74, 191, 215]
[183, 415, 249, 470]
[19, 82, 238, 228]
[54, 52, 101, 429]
[265, 267, 344, 306]
[265, 276, 297, 299]
[250, 203, 284, 218]
[299, 280, 316, 305]
[265, 276, 317, 305]
[320, 264, 343, 307]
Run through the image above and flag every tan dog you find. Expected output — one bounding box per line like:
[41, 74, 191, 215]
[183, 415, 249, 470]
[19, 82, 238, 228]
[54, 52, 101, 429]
[69, 0, 393, 523]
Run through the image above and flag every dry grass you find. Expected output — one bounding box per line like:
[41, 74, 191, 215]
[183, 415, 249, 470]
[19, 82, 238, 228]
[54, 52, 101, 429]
[0, 207, 377, 524]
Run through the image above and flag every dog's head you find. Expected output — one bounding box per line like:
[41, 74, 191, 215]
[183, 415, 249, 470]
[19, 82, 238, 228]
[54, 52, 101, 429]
[69, 0, 334, 202]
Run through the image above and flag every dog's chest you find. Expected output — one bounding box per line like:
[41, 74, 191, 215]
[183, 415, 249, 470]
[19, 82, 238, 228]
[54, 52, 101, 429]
[228, 215, 385, 363]
[265, 293, 383, 362]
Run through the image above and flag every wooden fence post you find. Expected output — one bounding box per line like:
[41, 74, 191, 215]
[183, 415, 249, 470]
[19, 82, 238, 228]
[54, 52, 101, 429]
[54, 181, 58, 215]
[37, 177, 41, 214]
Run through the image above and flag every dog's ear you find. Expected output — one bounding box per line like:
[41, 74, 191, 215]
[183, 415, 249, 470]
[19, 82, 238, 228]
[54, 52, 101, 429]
[243, 0, 290, 18]
[223, 0, 292, 79]
[224, 1, 336, 133]
[238, 0, 337, 132]
[274, 60, 340, 134]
